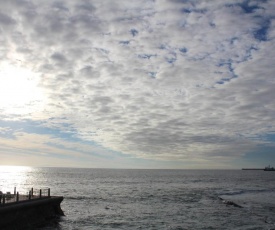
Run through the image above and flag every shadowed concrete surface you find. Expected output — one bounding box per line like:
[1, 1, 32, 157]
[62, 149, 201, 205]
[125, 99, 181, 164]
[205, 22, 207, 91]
[0, 196, 64, 230]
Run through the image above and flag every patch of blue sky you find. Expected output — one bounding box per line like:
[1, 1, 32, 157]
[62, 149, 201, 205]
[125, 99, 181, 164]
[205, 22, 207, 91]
[45, 138, 126, 160]
[230, 37, 239, 45]
[95, 47, 109, 54]
[30, 122, 77, 140]
[147, 72, 157, 78]
[76, 137, 109, 149]
[0, 119, 98, 146]
[240, 145, 275, 166]
[225, 1, 263, 14]
[101, 148, 127, 159]
[225, 1, 269, 42]
[216, 79, 228, 85]
[209, 22, 216, 28]
[217, 59, 230, 67]
[119, 40, 130, 45]
[180, 8, 207, 14]
[159, 44, 183, 54]
[159, 44, 167, 50]
[215, 61, 238, 85]
[238, 0, 264, 14]
[138, 54, 157, 59]
[217, 60, 236, 74]
[188, 52, 210, 61]
[179, 47, 188, 53]
[0, 119, 125, 159]
[179, 20, 187, 28]
[44, 141, 74, 151]
[172, 0, 190, 4]
[181, 8, 192, 14]
[165, 57, 177, 64]
[256, 133, 275, 143]
[216, 76, 238, 85]
[0, 120, 33, 139]
[253, 19, 270, 41]
[233, 46, 258, 63]
[130, 28, 138, 37]
[51, 153, 73, 160]
[0, 128, 15, 139]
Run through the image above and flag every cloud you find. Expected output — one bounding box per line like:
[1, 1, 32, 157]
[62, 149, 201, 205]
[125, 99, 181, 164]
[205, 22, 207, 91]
[0, 127, 134, 167]
[1, 0, 275, 168]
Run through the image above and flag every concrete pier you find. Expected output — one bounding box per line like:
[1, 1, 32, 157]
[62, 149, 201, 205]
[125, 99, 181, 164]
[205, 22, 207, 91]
[0, 188, 64, 229]
[242, 168, 264, 170]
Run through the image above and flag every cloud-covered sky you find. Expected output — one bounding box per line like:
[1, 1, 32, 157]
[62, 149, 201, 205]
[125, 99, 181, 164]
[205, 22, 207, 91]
[0, 0, 275, 169]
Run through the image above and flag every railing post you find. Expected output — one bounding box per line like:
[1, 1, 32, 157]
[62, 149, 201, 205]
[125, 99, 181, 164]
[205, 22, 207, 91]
[28, 191, 31, 200]
[31, 188, 33, 196]
[39, 189, 42, 198]
[48, 188, 50, 197]
[14, 187, 16, 195]
[16, 192, 19, 202]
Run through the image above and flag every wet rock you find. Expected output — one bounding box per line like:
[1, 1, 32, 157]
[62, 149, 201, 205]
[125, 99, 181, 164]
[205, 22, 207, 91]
[218, 197, 243, 208]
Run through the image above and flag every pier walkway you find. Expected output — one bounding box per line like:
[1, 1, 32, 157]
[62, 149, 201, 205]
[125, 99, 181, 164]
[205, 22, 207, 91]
[0, 188, 51, 206]
[0, 188, 64, 229]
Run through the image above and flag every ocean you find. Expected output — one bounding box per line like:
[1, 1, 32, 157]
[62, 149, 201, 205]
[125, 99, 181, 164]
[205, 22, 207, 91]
[0, 167, 275, 229]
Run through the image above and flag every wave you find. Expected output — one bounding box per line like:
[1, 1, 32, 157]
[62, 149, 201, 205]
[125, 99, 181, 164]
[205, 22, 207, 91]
[64, 196, 108, 201]
[219, 188, 275, 196]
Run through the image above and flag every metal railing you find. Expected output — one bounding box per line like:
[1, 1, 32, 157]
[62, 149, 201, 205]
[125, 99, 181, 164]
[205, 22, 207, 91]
[0, 187, 51, 206]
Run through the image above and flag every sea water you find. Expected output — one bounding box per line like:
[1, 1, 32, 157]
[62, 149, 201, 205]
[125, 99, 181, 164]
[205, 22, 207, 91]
[0, 167, 275, 229]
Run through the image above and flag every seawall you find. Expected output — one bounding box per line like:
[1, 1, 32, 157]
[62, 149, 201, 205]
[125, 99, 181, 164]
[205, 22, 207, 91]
[241, 168, 264, 170]
[0, 196, 64, 229]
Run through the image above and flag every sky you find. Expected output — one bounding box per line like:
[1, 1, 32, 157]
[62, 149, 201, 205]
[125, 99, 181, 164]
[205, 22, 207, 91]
[0, 0, 275, 169]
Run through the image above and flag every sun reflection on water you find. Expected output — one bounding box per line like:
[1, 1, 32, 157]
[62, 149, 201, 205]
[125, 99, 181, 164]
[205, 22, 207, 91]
[0, 166, 34, 193]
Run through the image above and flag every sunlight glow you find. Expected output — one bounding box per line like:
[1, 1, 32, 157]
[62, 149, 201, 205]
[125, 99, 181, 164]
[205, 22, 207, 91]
[0, 62, 45, 113]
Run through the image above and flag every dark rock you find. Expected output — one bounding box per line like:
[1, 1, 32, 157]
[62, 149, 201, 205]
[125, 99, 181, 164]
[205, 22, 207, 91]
[218, 197, 243, 208]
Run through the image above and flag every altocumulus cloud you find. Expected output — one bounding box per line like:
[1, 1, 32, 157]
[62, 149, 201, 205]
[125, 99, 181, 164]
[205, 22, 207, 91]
[0, 0, 275, 168]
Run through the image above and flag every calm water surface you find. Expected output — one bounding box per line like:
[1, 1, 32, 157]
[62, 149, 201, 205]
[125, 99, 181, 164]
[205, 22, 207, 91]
[0, 167, 275, 229]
